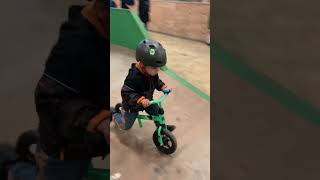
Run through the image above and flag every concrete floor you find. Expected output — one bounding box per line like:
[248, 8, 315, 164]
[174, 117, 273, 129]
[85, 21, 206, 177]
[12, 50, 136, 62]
[110, 45, 210, 180]
[150, 32, 211, 96]
[0, 0, 106, 169]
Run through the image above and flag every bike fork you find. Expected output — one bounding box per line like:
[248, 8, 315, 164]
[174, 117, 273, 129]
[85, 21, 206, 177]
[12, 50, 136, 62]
[157, 126, 164, 146]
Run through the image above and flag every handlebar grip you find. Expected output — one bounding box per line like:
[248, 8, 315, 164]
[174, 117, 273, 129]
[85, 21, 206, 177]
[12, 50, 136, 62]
[149, 100, 157, 105]
[149, 93, 169, 105]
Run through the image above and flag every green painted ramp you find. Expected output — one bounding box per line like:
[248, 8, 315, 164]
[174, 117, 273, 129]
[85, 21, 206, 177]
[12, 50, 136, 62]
[110, 8, 149, 50]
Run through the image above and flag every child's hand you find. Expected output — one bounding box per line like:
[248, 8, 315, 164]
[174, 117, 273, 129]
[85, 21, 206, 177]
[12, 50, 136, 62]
[141, 99, 150, 108]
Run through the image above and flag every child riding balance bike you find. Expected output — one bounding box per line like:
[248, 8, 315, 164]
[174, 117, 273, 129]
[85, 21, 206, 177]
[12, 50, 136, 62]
[111, 39, 177, 154]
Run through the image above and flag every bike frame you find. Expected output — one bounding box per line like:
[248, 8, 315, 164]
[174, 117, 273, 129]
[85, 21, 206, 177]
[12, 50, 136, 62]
[136, 93, 168, 146]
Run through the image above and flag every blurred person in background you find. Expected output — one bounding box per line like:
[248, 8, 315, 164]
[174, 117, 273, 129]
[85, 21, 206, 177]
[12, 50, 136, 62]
[138, 0, 150, 29]
[121, 0, 135, 9]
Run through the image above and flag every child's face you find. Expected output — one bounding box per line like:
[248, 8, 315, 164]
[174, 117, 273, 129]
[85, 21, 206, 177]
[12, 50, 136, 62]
[145, 66, 160, 76]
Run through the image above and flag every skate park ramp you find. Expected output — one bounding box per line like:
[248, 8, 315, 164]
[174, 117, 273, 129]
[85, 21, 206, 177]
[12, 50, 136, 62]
[110, 8, 149, 49]
[110, 45, 210, 180]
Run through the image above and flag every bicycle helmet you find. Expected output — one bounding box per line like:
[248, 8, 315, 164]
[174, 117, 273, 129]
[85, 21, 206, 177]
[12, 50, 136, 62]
[136, 39, 167, 67]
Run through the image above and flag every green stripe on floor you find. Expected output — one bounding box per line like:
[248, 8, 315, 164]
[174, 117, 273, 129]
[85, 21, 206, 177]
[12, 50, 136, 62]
[213, 44, 320, 124]
[161, 66, 210, 102]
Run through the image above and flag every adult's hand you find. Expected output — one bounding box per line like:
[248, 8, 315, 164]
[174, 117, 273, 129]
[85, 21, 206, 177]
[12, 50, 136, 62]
[86, 110, 111, 144]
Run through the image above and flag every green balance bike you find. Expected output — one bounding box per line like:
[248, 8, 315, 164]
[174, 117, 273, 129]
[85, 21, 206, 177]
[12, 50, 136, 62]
[115, 93, 177, 155]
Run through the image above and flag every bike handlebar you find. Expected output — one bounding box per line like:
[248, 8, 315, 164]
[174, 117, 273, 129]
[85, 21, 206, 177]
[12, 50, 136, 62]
[149, 93, 169, 105]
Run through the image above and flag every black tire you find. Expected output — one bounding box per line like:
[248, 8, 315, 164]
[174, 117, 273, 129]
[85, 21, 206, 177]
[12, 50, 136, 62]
[153, 128, 177, 154]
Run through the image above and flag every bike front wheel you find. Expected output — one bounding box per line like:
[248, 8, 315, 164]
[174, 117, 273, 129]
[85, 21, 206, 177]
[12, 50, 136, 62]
[153, 128, 177, 155]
